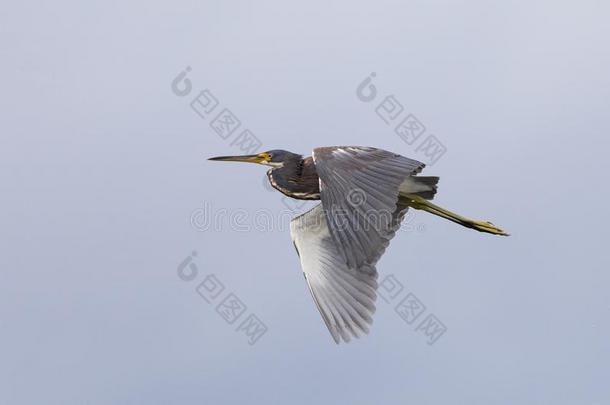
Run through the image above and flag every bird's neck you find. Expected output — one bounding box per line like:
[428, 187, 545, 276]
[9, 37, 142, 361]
[269, 156, 303, 180]
[267, 156, 321, 200]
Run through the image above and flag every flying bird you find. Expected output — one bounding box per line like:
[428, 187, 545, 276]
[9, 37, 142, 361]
[209, 147, 507, 343]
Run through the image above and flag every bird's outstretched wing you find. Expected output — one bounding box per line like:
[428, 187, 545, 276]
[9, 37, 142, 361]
[312, 146, 425, 269]
[290, 204, 378, 343]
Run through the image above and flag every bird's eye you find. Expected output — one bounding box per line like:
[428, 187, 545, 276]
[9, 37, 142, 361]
[257, 152, 272, 162]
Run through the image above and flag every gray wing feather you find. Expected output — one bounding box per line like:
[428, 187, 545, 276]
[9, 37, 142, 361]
[313, 146, 424, 268]
[290, 204, 377, 344]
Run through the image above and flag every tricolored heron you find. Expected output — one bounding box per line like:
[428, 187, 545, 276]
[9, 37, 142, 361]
[209, 146, 507, 343]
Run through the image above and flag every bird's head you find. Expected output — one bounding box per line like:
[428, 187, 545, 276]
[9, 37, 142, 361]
[208, 149, 301, 168]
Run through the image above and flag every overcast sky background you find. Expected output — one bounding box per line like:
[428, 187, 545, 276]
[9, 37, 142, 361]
[2, 1, 610, 404]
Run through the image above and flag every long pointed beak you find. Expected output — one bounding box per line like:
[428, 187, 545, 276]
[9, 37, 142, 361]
[208, 154, 265, 164]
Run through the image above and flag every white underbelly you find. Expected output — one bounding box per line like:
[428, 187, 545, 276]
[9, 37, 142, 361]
[398, 177, 431, 194]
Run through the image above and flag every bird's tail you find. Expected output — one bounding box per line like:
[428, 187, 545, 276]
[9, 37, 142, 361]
[399, 194, 509, 236]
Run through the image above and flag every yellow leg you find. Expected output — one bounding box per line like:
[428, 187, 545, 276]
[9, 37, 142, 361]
[401, 194, 509, 236]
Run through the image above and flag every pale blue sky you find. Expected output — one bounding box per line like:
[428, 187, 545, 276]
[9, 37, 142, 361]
[2, 1, 610, 404]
